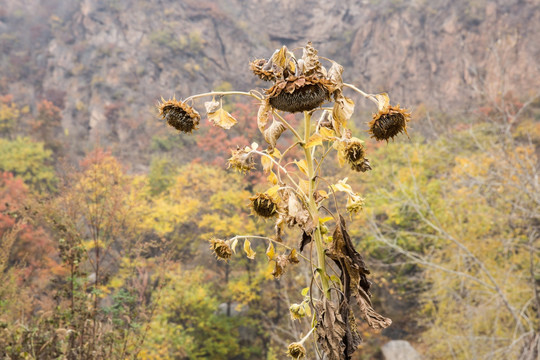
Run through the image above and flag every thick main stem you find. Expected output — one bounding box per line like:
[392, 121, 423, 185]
[303, 111, 330, 298]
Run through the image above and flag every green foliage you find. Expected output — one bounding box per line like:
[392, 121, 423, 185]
[141, 267, 251, 360]
[0, 137, 57, 192]
[147, 157, 177, 196]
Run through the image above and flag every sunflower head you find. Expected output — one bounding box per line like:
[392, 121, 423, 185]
[250, 193, 278, 219]
[158, 98, 201, 133]
[350, 158, 372, 173]
[227, 146, 255, 174]
[286, 342, 306, 359]
[369, 105, 411, 142]
[209, 238, 232, 261]
[344, 139, 365, 163]
[266, 76, 330, 113]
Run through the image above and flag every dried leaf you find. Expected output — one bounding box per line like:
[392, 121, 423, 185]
[270, 147, 282, 159]
[272, 254, 289, 278]
[299, 230, 312, 252]
[243, 239, 256, 259]
[319, 127, 335, 139]
[261, 155, 273, 174]
[305, 133, 323, 148]
[299, 179, 310, 197]
[288, 248, 299, 264]
[294, 159, 308, 176]
[208, 108, 238, 129]
[266, 184, 280, 197]
[257, 100, 272, 132]
[315, 299, 347, 360]
[327, 60, 344, 90]
[230, 238, 238, 254]
[374, 93, 390, 112]
[267, 171, 278, 185]
[204, 97, 220, 113]
[285, 193, 311, 229]
[271, 46, 288, 69]
[266, 242, 275, 261]
[302, 41, 322, 76]
[331, 178, 354, 194]
[264, 120, 286, 149]
[301, 287, 309, 296]
[326, 215, 392, 331]
[332, 95, 355, 129]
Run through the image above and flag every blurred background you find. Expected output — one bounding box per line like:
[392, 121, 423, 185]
[0, 0, 539, 359]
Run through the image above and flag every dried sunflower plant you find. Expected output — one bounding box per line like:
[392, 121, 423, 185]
[158, 42, 410, 359]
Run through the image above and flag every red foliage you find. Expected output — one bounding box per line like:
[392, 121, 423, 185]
[0, 172, 57, 280]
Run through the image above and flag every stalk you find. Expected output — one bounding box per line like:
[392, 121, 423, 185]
[302, 111, 330, 298]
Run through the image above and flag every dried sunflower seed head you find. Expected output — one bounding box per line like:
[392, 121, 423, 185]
[266, 76, 330, 113]
[209, 238, 232, 261]
[158, 98, 201, 133]
[369, 105, 411, 142]
[346, 193, 365, 214]
[227, 146, 255, 174]
[250, 193, 278, 219]
[286, 342, 306, 359]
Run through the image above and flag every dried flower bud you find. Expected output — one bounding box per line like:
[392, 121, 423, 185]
[158, 98, 200, 133]
[289, 303, 306, 320]
[250, 193, 278, 219]
[369, 105, 411, 142]
[346, 193, 365, 214]
[209, 238, 232, 261]
[286, 342, 306, 359]
[227, 146, 255, 174]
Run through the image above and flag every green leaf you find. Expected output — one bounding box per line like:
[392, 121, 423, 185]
[301, 287, 309, 296]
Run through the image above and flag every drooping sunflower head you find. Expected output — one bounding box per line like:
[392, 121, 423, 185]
[369, 104, 411, 142]
[227, 146, 255, 174]
[158, 98, 201, 134]
[344, 139, 365, 164]
[286, 342, 306, 359]
[337, 138, 372, 173]
[209, 238, 232, 261]
[266, 77, 330, 113]
[250, 193, 279, 219]
[350, 158, 372, 173]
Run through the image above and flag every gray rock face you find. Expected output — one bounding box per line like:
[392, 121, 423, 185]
[381, 340, 421, 360]
[2, 0, 540, 164]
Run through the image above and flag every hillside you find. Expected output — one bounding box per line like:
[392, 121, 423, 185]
[1, 0, 539, 165]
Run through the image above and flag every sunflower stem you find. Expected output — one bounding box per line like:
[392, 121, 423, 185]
[228, 235, 311, 263]
[303, 111, 331, 299]
[273, 110, 303, 142]
[184, 91, 262, 102]
[343, 83, 379, 106]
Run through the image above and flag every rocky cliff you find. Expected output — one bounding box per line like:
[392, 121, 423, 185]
[1, 0, 539, 164]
